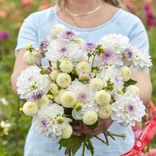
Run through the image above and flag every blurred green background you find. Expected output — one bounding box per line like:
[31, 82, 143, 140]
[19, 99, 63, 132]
[0, 0, 156, 155]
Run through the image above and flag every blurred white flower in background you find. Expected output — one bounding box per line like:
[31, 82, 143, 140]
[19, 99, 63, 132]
[0, 121, 11, 136]
[0, 97, 9, 105]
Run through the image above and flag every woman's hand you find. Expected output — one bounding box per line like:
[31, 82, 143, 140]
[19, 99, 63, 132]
[72, 118, 113, 136]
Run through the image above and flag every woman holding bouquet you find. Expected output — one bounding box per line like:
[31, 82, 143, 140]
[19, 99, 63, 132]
[11, 0, 152, 156]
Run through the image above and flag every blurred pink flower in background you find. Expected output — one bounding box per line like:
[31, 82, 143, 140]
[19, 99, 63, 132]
[21, 0, 34, 8]
[0, 31, 9, 41]
[133, 127, 142, 139]
[144, 4, 156, 26]
[122, 0, 156, 27]
[144, 149, 156, 156]
[38, 0, 52, 10]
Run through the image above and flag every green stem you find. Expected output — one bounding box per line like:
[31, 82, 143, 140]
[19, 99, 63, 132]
[85, 141, 90, 150]
[69, 147, 72, 156]
[48, 60, 52, 67]
[105, 131, 115, 140]
[106, 131, 126, 140]
[48, 74, 53, 82]
[82, 142, 86, 156]
[87, 140, 94, 156]
[65, 147, 70, 156]
[103, 132, 109, 145]
[87, 56, 90, 63]
[94, 135, 109, 145]
[91, 54, 96, 69]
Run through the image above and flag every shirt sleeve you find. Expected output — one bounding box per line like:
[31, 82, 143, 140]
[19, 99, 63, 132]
[128, 19, 149, 54]
[15, 14, 38, 55]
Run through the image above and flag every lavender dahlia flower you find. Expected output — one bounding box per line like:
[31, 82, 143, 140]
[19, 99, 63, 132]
[57, 29, 77, 40]
[85, 42, 97, 52]
[95, 50, 122, 66]
[39, 39, 49, 53]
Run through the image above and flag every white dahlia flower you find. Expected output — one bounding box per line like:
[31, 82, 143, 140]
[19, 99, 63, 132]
[16, 66, 50, 99]
[111, 92, 145, 126]
[45, 39, 84, 63]
[68, 79, 99, 120]
[131, 48, 152, 70]
[33, 103, 71, 137]
[99, 34, 130, 54]
[100, 66, 124, 92]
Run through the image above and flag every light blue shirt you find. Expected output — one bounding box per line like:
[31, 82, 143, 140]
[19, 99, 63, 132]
[16, 6, 149, 156]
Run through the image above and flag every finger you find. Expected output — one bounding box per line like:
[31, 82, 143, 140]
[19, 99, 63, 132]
[72, 131, 81, 136]
[72, 125, 81, 131]
[81, 126, 104, 136]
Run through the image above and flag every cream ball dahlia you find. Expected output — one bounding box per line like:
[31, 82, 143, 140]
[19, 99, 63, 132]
[98, 104, 111, 119]
[60, 91, 77, 108]
[60, 60, 73, 73]
[62, 125, 73, 139]
[126, 85, 140, 95]
[120, 66, 132, 82]
[76, 61, 91, 74]
[95, 90, 111, 105]
[90, 78, 103, 90]
[56, 73, 71, 88]
[82, 111, 98, 125]
[23, 101, 38, 116]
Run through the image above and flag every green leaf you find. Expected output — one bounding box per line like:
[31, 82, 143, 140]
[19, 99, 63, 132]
[57, 60, 61, 69]
[124, 79, 137, 88]
[59, 136, 84, 155]
[87, 52, 92, 58]
[87, 140, 94, 156]
[103, 79, 114, 91]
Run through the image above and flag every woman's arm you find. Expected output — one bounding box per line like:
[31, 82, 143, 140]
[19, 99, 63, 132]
[132, 70, 152, 105]
[11, 13, 38, 95]
[11, 49, 29, 95]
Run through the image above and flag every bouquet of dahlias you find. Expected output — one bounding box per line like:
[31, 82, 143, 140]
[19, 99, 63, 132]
[16, 24, 152, 156]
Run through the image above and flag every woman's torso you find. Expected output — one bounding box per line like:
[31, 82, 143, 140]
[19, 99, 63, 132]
[18, 6, 149, 156]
